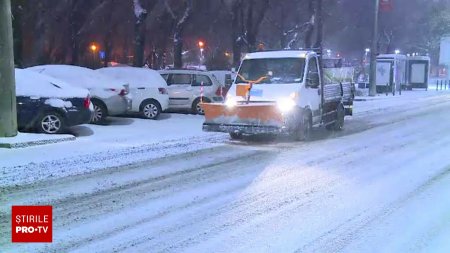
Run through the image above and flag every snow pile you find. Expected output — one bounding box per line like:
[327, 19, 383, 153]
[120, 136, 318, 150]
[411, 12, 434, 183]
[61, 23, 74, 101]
[27, 65, 126, 90]
[15, 69, 89, 98]
[44, 98, 73, 108]
[96, 67, 168, 88]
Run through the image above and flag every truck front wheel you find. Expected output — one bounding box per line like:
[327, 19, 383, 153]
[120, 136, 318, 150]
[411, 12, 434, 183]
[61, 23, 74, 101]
[229, 132, 243, 140]
[294, 112, 312, 141]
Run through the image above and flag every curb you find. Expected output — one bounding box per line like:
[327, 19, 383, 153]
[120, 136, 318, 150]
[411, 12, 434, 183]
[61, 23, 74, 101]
[0, 135, 75, 149]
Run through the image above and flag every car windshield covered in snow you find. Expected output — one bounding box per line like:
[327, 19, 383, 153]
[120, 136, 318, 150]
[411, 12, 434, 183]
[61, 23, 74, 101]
[236, 58, 305, 84]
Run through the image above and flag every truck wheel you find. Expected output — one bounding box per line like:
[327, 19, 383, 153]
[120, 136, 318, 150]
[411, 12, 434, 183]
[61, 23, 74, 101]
[327, 104, 345, 131]
[295, 112, 312, 141]
[229, 132, 243, 140]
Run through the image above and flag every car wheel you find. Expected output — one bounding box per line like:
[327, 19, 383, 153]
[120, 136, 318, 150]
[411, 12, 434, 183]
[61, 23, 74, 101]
[192, 98, 210, 115]
[141, 100, 161, 120]
[91, 101, 107, 124]
[37, 112, 65, 134]
[295, 112, 312, 141]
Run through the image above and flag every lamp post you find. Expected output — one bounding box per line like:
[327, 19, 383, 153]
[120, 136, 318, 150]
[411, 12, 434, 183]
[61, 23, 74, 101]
[90, 43, 98, 68]
[369, 0, 380, 97]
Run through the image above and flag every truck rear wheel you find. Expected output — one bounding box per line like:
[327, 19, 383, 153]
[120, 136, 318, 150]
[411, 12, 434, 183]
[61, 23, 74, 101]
[326, 104, 345, 131]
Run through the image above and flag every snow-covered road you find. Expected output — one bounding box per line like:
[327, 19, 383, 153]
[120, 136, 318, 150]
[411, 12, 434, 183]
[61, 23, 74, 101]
[2, 91, 450, 252]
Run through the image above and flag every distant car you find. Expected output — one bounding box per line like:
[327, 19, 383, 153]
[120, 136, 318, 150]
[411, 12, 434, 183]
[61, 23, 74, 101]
[96, 67, 169, 119]
[27, 65, 132, 123]
[159, 69, 225, 114]
[15, 69, 92, 134]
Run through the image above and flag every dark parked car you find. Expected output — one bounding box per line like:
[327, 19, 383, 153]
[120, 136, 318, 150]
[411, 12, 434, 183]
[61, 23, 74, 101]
[15, 69, 92, 134]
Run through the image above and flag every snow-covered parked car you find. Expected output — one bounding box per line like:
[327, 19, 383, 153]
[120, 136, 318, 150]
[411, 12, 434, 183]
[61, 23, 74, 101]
[15, 69, 92, 134]
[27, 65, 132, 123]
[96, 67, 169, 119]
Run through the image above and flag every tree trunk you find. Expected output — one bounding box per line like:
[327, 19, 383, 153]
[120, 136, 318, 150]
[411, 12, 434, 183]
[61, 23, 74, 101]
[0, 0, 18, 137]
[279, 5, 286, 49]
[103, 38, 112, 68]
[133, 21, 147, 67]
[12, 1, 23, 68]
[313, 0, 323, 50]
[245, 0, 269, 53]
[171, 0, 192, 69]
[69, 0, 80, 65]
[304, 0, 314, 48]
[231, 0, 242, 67]
[246, 1, 255, 52]
[133, 0, 148, 67]
[173, 36, 183, 69]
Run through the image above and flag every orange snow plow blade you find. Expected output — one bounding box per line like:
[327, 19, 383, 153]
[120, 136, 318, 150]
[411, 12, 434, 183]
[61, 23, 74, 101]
[201, 103, 285, 134]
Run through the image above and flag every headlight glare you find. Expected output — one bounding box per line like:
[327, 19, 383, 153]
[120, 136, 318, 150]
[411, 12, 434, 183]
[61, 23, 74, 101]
[277, 98, 296, 112]
[225, 96, 238, 107]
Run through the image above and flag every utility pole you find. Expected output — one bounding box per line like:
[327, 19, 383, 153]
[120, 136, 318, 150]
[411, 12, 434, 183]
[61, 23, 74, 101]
[0, 0, 17, 137]
[369, 0, 380, 97]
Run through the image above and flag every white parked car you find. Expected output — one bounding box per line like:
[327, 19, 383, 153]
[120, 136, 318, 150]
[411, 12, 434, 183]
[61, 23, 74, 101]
[97, 67, 169, 119]
[158, 69, 225, 114]
[27, 65, 132, 123]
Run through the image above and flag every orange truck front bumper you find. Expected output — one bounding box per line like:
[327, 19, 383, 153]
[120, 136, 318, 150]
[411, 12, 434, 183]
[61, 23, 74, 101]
[201, 103, 293, 135]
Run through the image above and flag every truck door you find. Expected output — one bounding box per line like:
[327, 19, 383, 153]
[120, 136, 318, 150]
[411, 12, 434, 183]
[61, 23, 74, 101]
[304, 56, 322, 122]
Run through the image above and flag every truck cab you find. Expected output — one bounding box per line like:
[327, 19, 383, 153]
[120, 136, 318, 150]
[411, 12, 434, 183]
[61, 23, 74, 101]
[202, 50, 354, 140]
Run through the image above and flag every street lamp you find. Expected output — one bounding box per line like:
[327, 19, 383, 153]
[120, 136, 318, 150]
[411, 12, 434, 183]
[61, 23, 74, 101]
[89, 43, 98, 68]
[395, 49, 400, 54]
[198, 40, 205, 49]
[198, 40, 205, 65]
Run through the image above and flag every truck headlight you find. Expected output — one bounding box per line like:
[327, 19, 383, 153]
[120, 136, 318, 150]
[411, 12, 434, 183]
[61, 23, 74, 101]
[225, 96, 238, 108]
[277, 98, 296, 112]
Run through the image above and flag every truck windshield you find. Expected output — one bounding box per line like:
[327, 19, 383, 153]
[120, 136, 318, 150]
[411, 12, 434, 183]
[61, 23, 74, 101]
[236, 58, 305, 84]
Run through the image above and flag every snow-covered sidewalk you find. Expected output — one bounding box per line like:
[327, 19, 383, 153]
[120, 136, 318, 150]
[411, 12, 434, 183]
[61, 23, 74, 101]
[0, 114, 227, 187]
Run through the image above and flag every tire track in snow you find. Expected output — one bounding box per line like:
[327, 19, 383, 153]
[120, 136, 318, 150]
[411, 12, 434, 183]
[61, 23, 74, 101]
[155, 124, 450, 253]
[298, 165, 450, 253]
[81, 109, 450, 253]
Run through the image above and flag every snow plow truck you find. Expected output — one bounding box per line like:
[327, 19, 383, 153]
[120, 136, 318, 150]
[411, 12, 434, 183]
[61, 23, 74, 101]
[201, 50, 355, 140]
